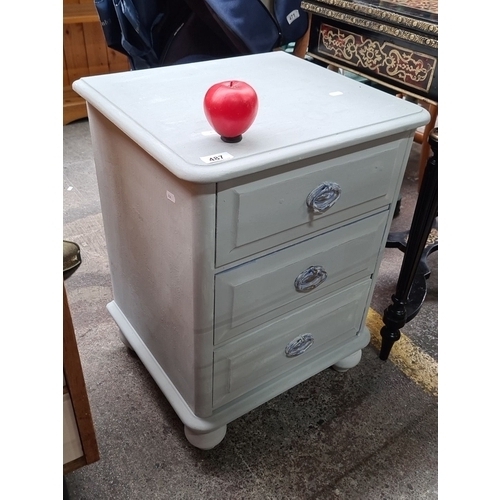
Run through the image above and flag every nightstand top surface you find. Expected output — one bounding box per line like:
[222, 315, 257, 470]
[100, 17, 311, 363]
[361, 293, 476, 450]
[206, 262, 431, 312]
[73, 51, 429, 182]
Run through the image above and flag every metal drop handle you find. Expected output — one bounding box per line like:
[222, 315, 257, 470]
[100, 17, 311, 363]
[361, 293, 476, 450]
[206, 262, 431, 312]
[294, 265, 327, 292]
[285, 334, 314, 357]
[306, 182, 341, 214]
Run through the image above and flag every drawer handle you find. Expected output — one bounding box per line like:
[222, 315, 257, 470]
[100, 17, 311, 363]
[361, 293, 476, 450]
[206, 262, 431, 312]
[285, 334, 314, 357]
[306, 182, 341, 214]
[294, 265, 327, 292]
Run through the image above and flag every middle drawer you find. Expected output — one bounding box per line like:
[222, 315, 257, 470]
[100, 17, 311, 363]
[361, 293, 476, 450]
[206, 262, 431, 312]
[214, 211, 387, 345]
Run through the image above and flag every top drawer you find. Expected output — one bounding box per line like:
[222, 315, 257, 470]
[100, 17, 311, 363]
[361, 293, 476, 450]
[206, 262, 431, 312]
[216, 138, 408, 266]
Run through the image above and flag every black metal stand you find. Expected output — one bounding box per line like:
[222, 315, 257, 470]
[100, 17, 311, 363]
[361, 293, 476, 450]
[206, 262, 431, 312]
[379, 129, 438, 360]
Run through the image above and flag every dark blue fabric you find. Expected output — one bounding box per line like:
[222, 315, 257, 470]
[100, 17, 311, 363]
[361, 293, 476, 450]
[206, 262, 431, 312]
[94, 0, 191, 69]
[274, 0, 309, 45]
[197, 0, 281, 53]
[113, 0, 158, 69]
[94, 0, 126, 54]
[94, 0, 309, 69]
[159, 11, 238, 66]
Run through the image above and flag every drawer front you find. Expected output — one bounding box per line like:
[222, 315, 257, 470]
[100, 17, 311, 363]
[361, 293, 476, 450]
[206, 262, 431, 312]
[216, 139, 406, 266]
[212, 279, 370, 409]
[214, 211, 387, 345]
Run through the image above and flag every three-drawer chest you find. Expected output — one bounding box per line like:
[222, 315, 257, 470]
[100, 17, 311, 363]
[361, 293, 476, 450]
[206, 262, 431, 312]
[73, 51, 429, 449]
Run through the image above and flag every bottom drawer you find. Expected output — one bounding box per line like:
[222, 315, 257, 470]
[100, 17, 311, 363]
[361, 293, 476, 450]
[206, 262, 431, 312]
[212, 279, 371, 409]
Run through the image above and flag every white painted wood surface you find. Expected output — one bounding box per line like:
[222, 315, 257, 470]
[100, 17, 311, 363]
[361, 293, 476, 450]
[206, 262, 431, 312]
[73, 52, 429, 183]
[214, 212, 387, 344]
[74, 51, 429, 448]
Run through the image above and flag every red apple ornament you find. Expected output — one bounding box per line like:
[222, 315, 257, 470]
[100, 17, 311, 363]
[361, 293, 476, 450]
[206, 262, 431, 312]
[203, 80, 258, 143]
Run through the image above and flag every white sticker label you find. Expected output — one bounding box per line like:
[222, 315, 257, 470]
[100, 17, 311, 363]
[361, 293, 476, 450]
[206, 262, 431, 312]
[287, 9, 300, 24]
[200, 152, 234, 164]
[329, 91, 343, 97]
[166, 190, 175, 203]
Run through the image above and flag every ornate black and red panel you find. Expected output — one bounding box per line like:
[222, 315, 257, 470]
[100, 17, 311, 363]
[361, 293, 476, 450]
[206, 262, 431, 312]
[301, 0, 438, 102]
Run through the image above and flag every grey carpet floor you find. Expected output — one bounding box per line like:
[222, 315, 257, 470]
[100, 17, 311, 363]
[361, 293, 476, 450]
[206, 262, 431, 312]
[63, 118, 437, 499]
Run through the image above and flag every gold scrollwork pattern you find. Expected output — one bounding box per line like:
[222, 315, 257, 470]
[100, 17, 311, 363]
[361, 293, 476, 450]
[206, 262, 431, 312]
[301, 2, 438, 48]
[302, 0, 438, 35]
[379, 0, 438, 14]
[318, 23, 437, 92]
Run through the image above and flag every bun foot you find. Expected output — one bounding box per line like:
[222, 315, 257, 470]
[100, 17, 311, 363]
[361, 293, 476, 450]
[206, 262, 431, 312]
[184, 424, 227, 450]
[332, 350, 362, 373]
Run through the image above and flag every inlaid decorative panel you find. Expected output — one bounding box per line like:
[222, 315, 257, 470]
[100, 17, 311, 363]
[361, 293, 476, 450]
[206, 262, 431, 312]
[307, 0, 438, 23]
[317, 22, 437, 93]
[378, 0, 437, 15]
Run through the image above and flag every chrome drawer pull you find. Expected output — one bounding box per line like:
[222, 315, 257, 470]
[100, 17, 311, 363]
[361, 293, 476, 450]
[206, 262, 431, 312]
[306, 181, 341, 214]
[294, 265, 327, 292]
[285, 334, 314, 357]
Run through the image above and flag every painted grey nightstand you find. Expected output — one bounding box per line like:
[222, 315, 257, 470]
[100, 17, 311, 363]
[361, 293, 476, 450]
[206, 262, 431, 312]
[73, 51, 429, 449]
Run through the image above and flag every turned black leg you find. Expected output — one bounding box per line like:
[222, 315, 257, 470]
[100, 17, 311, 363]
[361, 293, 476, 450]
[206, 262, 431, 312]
[380, 128, 438, 360]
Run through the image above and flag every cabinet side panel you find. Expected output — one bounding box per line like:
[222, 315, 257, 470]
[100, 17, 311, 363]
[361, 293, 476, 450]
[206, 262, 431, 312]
[88, 106, 215, 415]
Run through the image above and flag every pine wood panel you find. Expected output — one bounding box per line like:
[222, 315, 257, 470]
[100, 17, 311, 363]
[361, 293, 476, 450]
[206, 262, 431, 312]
[107, 46, 130, 74]
[63, 0, 129, 125]
[64, 22, 88, 85]
[63, 393, 84, 464]
[63, 284, 99, 474]
[63, 53, 70, 88]
[83, 22, 115, 76]
[64, 3, 100, 23]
